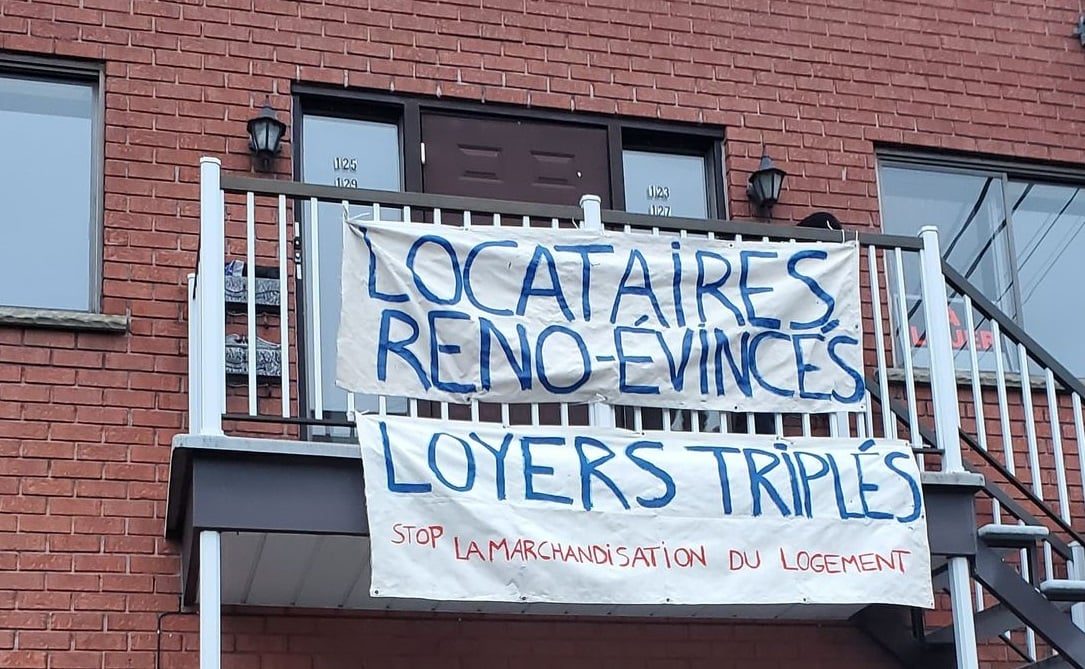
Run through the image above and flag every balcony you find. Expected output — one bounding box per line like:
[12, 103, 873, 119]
[168, 157, 1085, 668]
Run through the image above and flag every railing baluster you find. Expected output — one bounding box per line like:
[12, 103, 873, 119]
[991, 322, 1016, 477]
[868, 246, 895, 439]
[1046, 369, 1072, 525]
[862, 393, 874, 439]
[963, 295, 994, 519]
[188, 273, 201, 434]
[1075, 393, 1085, 520]
[891, 248, 922, 459]
[1019, 343, 1044, 501]
[344, 199, 356, 421]
[277, 194, 290, 419]
[246, 191, 257, 416]
[1018, 343, 1050, 580]
[309, 197, 324, 420]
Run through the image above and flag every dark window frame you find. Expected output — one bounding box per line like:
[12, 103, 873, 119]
[876, 148, 1085, 375]
[292, 84, 727, 218]
[0, 52, 105, 314]
[292, 85, 727, 431]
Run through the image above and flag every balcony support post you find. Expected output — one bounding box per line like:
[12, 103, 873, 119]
[197, 157, 225, 436]
[199, 530, 221, 669]
[579, 194, 614, 428]
[919, 226, 979, 669]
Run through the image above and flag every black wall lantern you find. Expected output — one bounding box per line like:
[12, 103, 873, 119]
[746, 151, 787, 215]
[247, 98, 287, 171]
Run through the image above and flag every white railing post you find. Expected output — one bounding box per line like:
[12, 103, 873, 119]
[919, 226, 979, 669]
[199, 530, 221, 669]
[198, 157, 225, 436]
[579, 194, 614, 428]
[920, 226, 964, 473]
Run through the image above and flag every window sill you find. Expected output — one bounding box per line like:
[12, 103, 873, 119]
[883, 366, 1078, 391]
[0, 306, 129, 333]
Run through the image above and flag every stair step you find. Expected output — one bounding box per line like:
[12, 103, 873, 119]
[978, 523, 1050, 548]
[927, 602, 1020, 644]
[1040, 580, 1085, 602]
[927, 601, 1074, 645]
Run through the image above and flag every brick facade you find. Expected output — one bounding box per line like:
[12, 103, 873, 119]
[3, 0, 1085, 667]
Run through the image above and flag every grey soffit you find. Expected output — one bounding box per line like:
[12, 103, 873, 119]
[216, 530, 864, 620]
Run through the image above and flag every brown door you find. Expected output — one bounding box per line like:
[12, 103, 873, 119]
[418, 112, 609, 426]
[421, 113, 612, 206]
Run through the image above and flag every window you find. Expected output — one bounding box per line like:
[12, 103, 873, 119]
[878, 156, 1085, 375]
[622, 150, 709, 218]
[0, 64, 100, 312]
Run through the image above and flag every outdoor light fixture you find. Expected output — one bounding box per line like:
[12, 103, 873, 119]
[746, 151, 787, 214]
[247, 97, 287, 171]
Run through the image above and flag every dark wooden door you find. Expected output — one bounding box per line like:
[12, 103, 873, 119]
[418, 112, 610, 426]
[421, 113, 612, 206]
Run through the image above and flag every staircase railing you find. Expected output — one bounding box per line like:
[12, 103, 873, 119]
[908, 249, 1085, 667]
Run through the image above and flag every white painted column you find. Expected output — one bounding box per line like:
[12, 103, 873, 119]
[579, 194, 614, 428]
[198, 157, 225, 436]
[919, 226, 979, 669]
[199, 530, 221, 669]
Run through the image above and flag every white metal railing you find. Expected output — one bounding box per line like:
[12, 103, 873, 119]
[187, 158, 947, 457]
[195, 156, 1085, 666]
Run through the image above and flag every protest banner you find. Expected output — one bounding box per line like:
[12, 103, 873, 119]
[357, 415, 933, 607]
[337, 221, 865, 413]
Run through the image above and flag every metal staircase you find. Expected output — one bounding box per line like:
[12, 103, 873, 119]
[858, 255, 1085, 668]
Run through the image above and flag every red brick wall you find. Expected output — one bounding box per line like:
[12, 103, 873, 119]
[4, 1, 1085, 668]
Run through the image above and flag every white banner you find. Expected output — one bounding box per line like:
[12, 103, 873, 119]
[337, 222, 865, 413]
[358, 416, 933, 607]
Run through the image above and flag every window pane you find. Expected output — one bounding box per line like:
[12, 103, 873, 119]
[0, 74, 95, 311]
[622, 150, 708, 218]
[301, 115, 402, 418]
[879, 165, 1015, 371]
[1008, 181, 1085, 375]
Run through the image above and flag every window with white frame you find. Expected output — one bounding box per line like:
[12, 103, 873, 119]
[0, 62, 100, 312]
[878, 155, 1085, 376]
